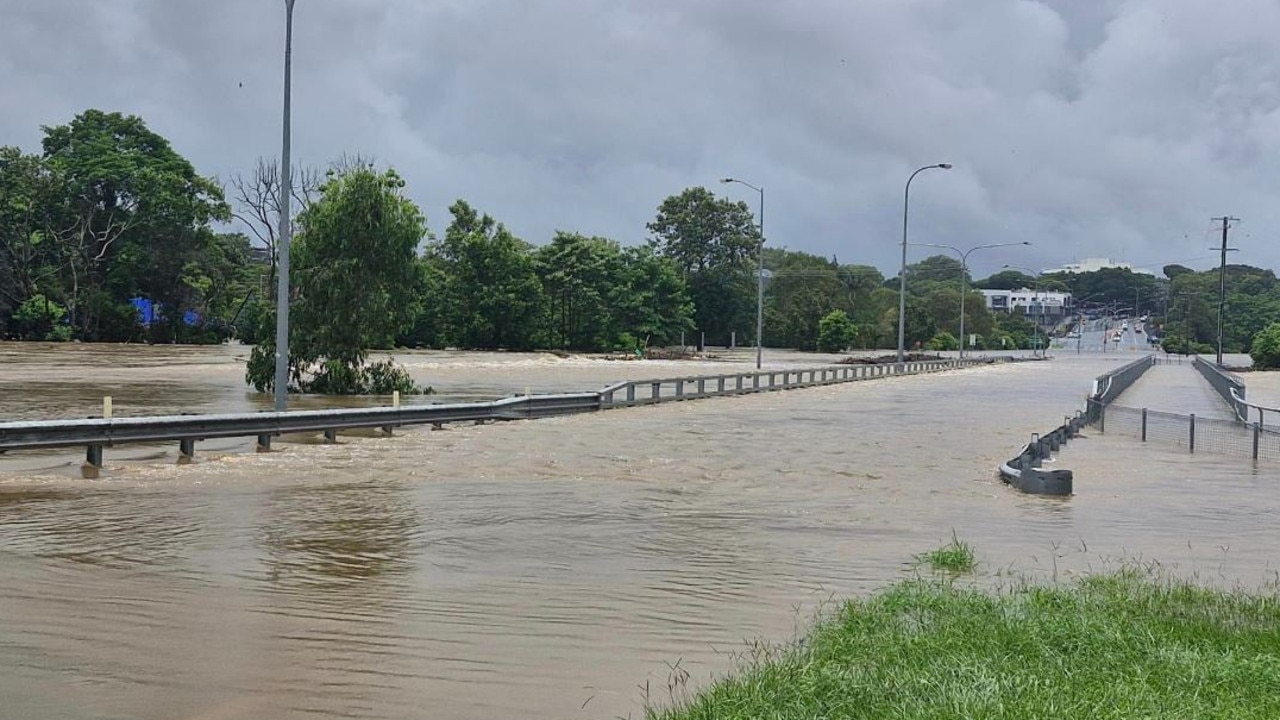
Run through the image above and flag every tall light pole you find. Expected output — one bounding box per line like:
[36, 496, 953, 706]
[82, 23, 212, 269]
[1003, 265, 1044, 357]
[273, 0, 296, 412]
[720, 178, 764, 369]
[915, 241, 1030, 358]
[898, 164, 951, 366]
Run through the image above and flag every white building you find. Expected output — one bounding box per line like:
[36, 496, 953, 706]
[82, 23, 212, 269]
[980, 288, 1073, 319]
[1042, 257, 1156, 277]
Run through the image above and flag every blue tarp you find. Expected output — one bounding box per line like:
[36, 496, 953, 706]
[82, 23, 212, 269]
[131, 297, 200, 328]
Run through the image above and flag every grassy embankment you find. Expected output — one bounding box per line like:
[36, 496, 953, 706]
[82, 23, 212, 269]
[646, 540, 1280, 720]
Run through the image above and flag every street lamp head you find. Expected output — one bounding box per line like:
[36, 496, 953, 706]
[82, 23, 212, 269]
[937, 163, 953, 169]
[719, 177, 734, 184]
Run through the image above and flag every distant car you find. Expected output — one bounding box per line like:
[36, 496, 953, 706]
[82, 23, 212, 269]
[1135, 327, 1143, 334]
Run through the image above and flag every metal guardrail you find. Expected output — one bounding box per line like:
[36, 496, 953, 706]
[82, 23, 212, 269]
[1191, 355, 1249, 422]
[1086, 354, 1155, 425]
[1230, 388, 1279, 430]
[1091, 354, 1156, 406]
[996, 414, 1084, 496]
[596, 358, 993, 408]
[0, 357, 1004, 477]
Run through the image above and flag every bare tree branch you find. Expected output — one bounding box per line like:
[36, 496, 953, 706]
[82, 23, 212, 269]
[227, 157, 319, 269]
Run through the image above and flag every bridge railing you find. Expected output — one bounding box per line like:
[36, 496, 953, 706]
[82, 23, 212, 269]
[1191, 355, 1249, 422]
[1087, 354, 1155, 424]
[597, 358, 991, 408]
[1, 357, 1006, 476]
[1229, 388, 1280, 430]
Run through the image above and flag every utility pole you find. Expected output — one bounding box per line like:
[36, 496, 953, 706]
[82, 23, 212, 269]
[1210, 216, 1239, 366]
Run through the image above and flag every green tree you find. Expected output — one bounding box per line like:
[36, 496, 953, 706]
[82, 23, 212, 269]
[536, 232, 619, 350]
[1250, 323, 1280, 369]
[246, 165, 424, 394]
[765, 250, 845, 350]
[40, 109, 230, 341]
[817, 310, 857, 352]
[0, 147, 66, 337]
[609, 245, 694, 349]
[648, 187, 758, 346]
[430, 200, 544, 350]
[974, 269, 1037, 291]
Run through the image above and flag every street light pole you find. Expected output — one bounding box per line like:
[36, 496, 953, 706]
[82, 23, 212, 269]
[914, 241, 1030, 359]
[273, 0, 296, 412]
[720, 178, 765, 369]
[898, 164, 952, 366]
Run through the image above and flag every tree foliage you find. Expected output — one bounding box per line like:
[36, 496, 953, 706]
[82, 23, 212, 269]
[1, 110, 241, 342]
[427, 200, 545, 350]
[246, 165, 425, 394]
[1250, 323, 1280, 370]
[648, 187, 758, 346]
[817, 310, 857, 352]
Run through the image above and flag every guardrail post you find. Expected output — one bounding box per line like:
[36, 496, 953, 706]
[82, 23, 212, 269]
[324, 429, 338, 443]
[675, 379, 685, 398]
[179, 438, 195, 463]
[717, 377, 725, 393]
[1189, 414, 1196, 454]
[697, 378, 706, 395]
[626, 384, 636, 404]
[1141, 408, 1147, 442]
[84, 444, 103, 478]
[651, 382, 661, 401]
[1253, 422, 1261, 461]
[256, 434, 272, 452]
[736, 376, 744, 391]
[603, 389, 615, 405]
[769, 373, 776, 388]
[752, 374, 760, 390]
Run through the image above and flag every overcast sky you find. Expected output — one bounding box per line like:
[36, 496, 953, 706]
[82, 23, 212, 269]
[3, 0, 1279, 278]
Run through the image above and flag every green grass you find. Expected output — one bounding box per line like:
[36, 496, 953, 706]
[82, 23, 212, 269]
[914, 533, 977, 573]
[646, 558, 1280, 719]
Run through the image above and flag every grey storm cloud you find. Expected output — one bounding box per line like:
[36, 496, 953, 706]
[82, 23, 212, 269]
[3, 0, 1280, 278]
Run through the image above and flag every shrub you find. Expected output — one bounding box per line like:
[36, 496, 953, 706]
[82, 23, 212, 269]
[816, 310, 857, 352]
[926, 331, 958, 352]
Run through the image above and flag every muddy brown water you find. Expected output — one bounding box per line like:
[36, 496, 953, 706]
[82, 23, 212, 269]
[1, 343, 1277, 719]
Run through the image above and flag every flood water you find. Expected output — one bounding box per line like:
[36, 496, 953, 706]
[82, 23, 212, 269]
[1, 343, 1278, 719]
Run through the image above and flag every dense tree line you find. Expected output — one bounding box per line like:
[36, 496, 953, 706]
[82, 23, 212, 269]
[1156, 263, 1280, 355]
[7, 109, 1278, 392]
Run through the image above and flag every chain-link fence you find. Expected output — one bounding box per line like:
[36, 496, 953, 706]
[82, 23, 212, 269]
[1099, 403, 1280, 463]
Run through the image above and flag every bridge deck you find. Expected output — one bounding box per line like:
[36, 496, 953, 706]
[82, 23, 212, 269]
[1113, 363, 1235, 420]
